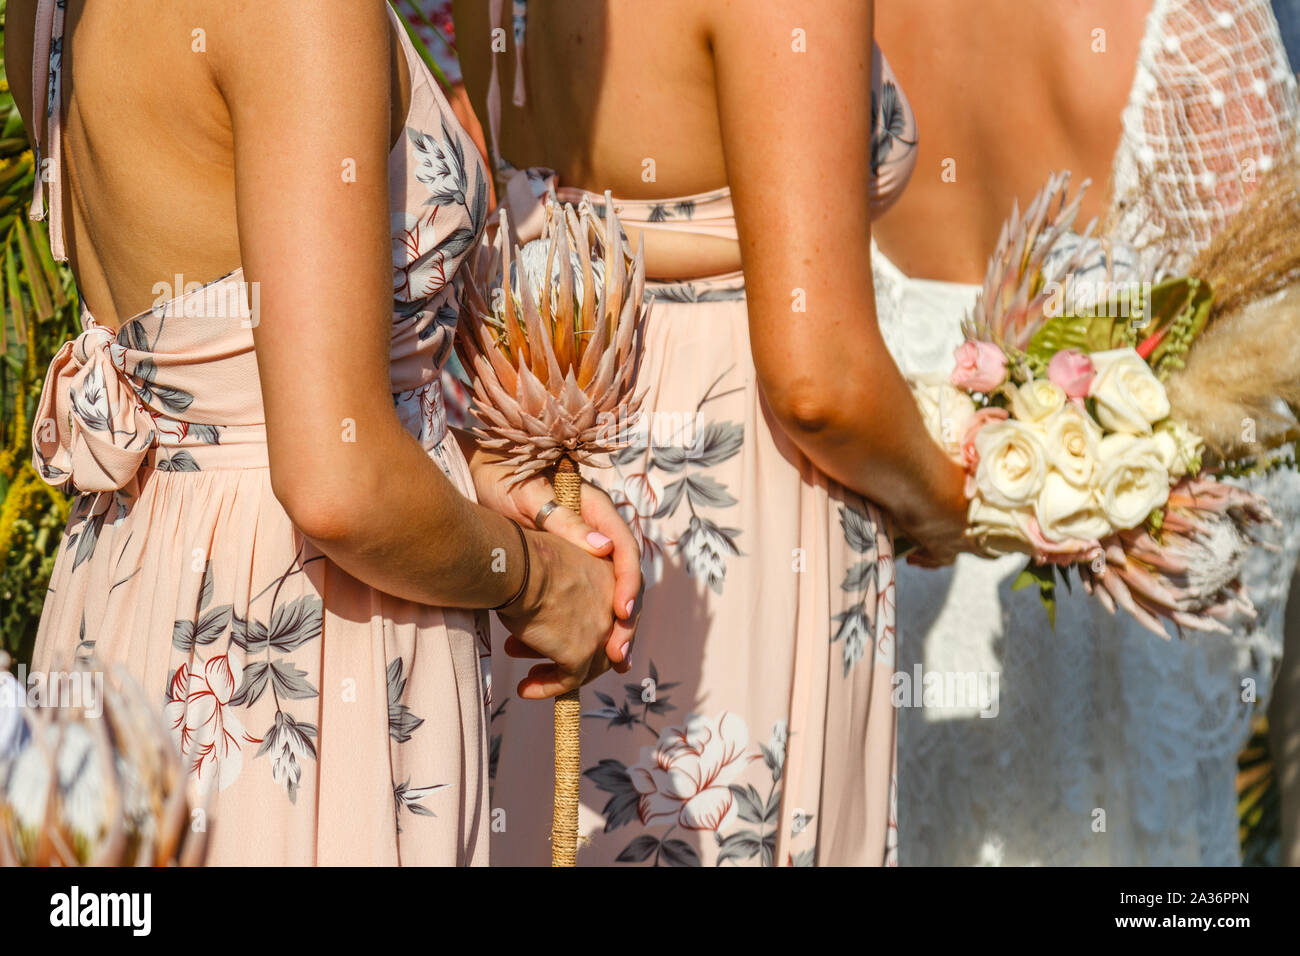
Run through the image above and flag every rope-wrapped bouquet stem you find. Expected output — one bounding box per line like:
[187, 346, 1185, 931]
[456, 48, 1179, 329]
[456, 192, 648, 866]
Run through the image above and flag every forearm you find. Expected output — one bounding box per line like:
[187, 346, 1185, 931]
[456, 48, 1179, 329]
[213, 1, 536, 610]
[705, 0, 966, 526]
[758, 325, 967, 531]
[274, 415, 527, 610]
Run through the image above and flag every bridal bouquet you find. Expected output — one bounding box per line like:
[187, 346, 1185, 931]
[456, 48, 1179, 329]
[913, 169, 1300, 636]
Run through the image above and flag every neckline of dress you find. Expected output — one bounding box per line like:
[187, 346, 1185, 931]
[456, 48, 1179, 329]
[497, 159, 734, 210]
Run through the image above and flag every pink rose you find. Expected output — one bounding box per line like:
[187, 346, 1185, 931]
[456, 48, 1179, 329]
[1023, 516, 1104, 568]
[951, 340, 1008, 393]
[1046, 349, 1096, 401]
[960, 407, 1010, 474]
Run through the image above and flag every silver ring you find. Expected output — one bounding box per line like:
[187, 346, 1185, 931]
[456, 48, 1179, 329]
[534, 499, 561, 528]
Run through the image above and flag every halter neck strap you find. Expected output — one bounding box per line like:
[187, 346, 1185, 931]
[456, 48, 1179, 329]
[486, 0, 527, 175]
[29, 0, 68, 263]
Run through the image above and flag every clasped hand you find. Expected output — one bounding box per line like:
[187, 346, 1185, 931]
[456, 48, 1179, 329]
[470, 454, 643, 700]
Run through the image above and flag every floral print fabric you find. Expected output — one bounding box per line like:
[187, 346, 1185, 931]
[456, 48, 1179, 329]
[29, 4, 492, 865]
[486, 181, 900, 866]
[479, 11, 909, 861]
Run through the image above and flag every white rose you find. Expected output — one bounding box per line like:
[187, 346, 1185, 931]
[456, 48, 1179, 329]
[1034, 471, 1113, 543]
[913, 380, 977, 463]
[973, 420, 1048, 508]
[1040, 404, 1102, 488]
[1088, 348, 1171, 435]
[967, 498, 1033, 557]
[1096, 433, 1171, 529]
[1009, 378, 1067, 423]
[1152, 420, 1205, 479]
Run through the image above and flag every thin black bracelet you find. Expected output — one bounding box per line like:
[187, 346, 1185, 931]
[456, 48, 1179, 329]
[490, 518, 531, 612]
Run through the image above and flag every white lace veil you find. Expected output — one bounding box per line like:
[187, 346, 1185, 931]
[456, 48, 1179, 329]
[1111, 0, 1300, 270]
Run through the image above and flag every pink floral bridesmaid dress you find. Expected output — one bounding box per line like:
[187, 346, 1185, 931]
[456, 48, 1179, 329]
[27, 0, 492, 865]
[481, 4, 917, 867]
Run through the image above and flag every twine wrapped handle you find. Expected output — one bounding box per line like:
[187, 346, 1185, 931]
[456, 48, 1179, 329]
[454, 192, 650, 865]
[550, 454, 583, 867]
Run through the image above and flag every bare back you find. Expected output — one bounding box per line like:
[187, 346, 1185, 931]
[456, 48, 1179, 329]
[453, 0, 743, 277]
[872, 0, 1149, 283]
[454, 0, 725, 197]
[5, 0, 414, 330]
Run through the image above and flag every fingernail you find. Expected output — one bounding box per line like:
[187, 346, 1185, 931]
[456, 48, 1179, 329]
[619, 642, 631, 664]
[587, 531, 612, 548]
[624, 599, 635, 617]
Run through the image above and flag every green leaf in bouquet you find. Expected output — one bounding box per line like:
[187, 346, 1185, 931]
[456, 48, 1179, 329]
[1136, 277, 1212, 379]
[1012, 561, 1057, 629]
[1024, 275, 1213, 383]
[1146, 506, 1165, 542]
[1221, 438, 1300, 478]
[1024, 309, 1135, 373]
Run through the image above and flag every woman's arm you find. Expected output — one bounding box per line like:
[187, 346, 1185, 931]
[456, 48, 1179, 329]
[207, 1, 625, 688]
[706, 0, 968, 558]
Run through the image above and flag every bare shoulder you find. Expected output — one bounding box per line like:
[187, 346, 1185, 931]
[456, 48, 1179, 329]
[201, 0, 390, 82]
[700, 0, 872, 49]
[97, 0, 397, 156]
[5, 0, 38, 141]
[702, 0, 874, 122]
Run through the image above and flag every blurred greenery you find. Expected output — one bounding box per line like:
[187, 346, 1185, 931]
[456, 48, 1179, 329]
[392, 0, 453, 90]
[0, 0, 79, 669]
[1239, 715, 1281, 866]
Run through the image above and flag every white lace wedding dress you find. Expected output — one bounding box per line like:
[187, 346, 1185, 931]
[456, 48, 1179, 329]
[879, 0, 1300, 865]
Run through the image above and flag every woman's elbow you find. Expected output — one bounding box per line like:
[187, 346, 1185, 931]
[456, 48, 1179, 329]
[763, 379, 854, 438]
[270, 466, 369, 544]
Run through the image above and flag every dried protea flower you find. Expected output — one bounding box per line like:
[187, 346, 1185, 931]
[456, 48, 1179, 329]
[456, 192, 647, 483]
[965, 172, 1177, 360]
[1078, 478, 1275, 637]
[965, 172, 1099, 352]
[0, 654, 208, 867]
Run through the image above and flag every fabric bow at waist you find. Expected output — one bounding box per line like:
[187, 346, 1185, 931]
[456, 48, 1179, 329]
[32, 327, 157, 493]
[30, 326, 451, 492]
